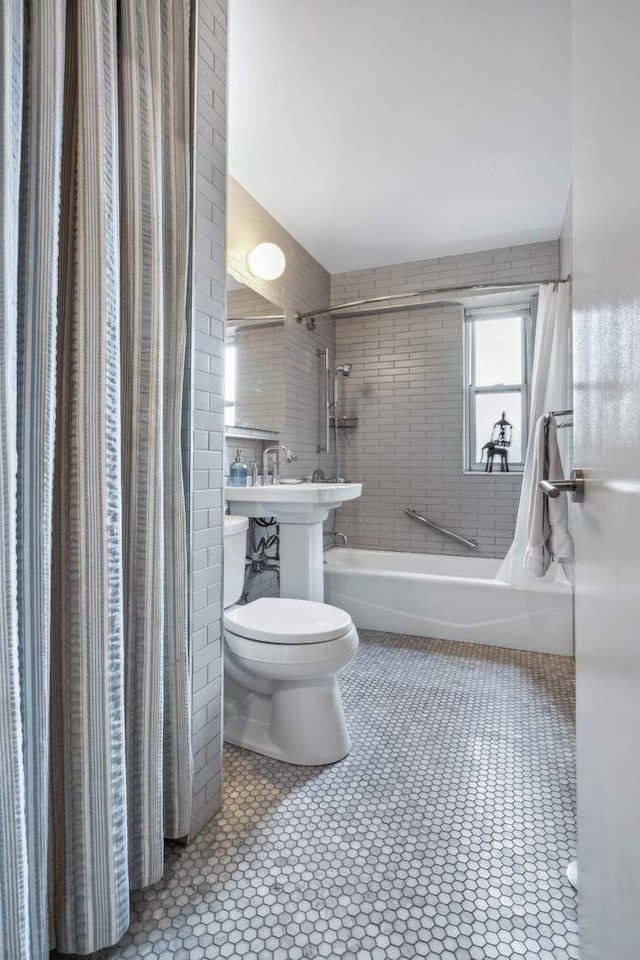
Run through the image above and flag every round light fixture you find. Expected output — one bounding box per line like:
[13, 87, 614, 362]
[247, 242, 286, 281]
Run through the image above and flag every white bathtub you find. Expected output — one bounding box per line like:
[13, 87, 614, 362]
[324, 548, 573, 656]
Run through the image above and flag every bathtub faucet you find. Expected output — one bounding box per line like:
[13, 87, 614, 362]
[333, 531, 348, 547]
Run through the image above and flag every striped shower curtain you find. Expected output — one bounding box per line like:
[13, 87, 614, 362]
[1, 2, 192, 956]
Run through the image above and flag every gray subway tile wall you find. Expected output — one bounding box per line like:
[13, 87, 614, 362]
[225, 287, 284, 477]
[226, 176, 337, 482]
[332, 241, 560, 557]
[227, 284, 277, 317]
[233, 324, 284, 433]
[222, 313, 337, 489]
[187, 0, 228, 838]
[227, 177, 330, 317]
[281, 316, 335, 480]
[224, 438, 265, 481]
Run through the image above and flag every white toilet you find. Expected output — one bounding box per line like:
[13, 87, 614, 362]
[223, 515, 358, 765]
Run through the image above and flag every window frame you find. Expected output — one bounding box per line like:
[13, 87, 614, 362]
[463, 303, 533, 474]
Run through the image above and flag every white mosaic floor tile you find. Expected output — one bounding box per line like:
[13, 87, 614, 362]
[86, 630, 577, 960]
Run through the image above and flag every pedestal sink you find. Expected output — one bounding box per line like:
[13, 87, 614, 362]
[225, 482, 362, 602]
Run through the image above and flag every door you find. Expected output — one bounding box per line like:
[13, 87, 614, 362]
[572, 1, 640, 957]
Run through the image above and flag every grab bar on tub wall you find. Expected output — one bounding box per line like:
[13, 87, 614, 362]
[404, 508, 478, 551]
[317, 347, 330, 454]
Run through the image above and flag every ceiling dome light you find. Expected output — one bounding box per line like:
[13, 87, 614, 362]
[247, 242, 286, 281]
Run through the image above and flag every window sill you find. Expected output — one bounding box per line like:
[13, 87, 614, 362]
[463, 469, 524, 477]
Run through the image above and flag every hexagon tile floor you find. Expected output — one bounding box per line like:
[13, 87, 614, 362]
[90, 630, 578, 960]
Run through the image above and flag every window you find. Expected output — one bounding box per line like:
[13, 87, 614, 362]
[464, 304, 532, 472]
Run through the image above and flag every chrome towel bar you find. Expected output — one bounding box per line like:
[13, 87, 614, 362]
[405, 508, 478, 551]
[539, 468, 585, 502]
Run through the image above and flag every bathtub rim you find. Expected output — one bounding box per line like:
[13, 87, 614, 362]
[324, 546, 572, 594]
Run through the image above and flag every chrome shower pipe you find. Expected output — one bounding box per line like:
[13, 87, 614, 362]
[317, 347, 330, 454]
[296, 277, 570, 324]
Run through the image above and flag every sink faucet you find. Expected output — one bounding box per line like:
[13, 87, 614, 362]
[263, 444, 296, 485]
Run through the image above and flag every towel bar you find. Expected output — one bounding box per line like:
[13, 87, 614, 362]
[539, 468, 584, 503]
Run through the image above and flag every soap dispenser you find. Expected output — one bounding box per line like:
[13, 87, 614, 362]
[229, 449, 248, 487]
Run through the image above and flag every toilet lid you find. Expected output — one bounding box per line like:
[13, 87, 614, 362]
[224, 597, 353, 644]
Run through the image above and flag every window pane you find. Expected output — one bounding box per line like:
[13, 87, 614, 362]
[475, 391, 523, 464]
[473, 316, 522, 387]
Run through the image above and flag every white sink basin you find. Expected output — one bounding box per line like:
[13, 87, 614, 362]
[225, 482, 362, 522]
[225, 482, 363, 602]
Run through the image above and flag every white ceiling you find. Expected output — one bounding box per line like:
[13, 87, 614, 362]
[228, 0, 571, 274]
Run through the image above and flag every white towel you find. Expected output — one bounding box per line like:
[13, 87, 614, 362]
[547, 418, 574, 562]
[523, 415, 574, 577]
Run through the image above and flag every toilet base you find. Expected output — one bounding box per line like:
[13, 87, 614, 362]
[224, 674, 351, 766]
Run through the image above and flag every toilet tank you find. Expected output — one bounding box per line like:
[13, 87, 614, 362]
[223, 515, 249, 608]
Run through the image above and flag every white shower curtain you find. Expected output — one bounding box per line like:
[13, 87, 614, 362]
[1, 2, 192, 956]
[497, 282, 572, 585]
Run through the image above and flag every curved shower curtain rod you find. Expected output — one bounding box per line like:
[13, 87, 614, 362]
[296, 276, 571, 327]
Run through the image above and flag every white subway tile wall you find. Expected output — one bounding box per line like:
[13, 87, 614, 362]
[332, 241, 560, 558]
[187, 0, 228, 838]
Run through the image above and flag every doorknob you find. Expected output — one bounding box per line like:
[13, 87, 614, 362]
[539, 468, 585, 503]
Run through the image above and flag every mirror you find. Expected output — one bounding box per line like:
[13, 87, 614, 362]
[225, 273, 286, 434]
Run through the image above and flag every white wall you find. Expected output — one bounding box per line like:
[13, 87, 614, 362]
[332, 241, 560, 557]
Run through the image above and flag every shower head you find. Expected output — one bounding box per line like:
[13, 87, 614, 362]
[335, 363, 352, 377]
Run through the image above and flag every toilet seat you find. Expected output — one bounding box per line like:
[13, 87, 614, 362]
[224, 624, 358, 668]
[224, 597, 353, 645]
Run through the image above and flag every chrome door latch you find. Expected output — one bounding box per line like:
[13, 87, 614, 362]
[539, 468, 585, 503]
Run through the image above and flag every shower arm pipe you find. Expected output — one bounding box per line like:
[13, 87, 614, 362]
[404, 508, 478, 551]
[296, 277, 571, 325]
